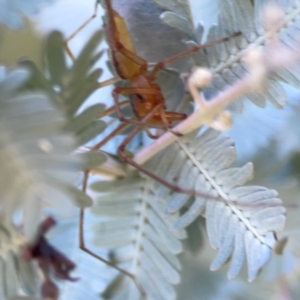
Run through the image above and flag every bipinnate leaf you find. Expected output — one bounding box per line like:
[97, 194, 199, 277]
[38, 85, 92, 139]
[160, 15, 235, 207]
[153, 0, 300, 112]
[0, 68, 90, 239]
[89, 174, 184, 300]
[19, 30, 107, 153]
[145, 129, 286, 282]
[18, 30, 109, 180]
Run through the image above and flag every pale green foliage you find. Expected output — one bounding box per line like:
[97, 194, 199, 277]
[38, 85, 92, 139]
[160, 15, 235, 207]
[147, 129, 285, 282]
[0, 67, 89, 231]
[0, 29, 109, 299]
[1, 0, 300, 299]
[90, 174, 184, 299]
[19, 31, 108, 162]
[88, 129, 286, 299]
[159, 0, 291, 112]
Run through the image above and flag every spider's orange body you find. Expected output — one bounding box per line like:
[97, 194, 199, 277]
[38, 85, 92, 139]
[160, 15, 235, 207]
[104, 0, 187, 127]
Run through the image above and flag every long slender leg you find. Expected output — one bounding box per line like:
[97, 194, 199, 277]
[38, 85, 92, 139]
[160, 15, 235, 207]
[64, 0, 119, 88]
[81, 122, 132, 194]
[159, 110, 183, 137]
[93, 123, 132, 152]
[79, 123, 145, 296]
[79, 201, 145, 295]
[84, 103, 134, 191]
[112, 88, 133, 123]
[118, 107, 228, 202]
[150, 32, 241, 79]
[145, 127, 161, 139]
[64, 0, 99, 61]
[98, 100, 130, 119]
[98, 77, 121, 89]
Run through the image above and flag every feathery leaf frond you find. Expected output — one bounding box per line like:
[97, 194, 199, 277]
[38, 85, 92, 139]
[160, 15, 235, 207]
[144, 129, 286, 282]
[0, 68, 90, 241]
[19, 30, 108, 171]
[89, 174, 185, 300]
[153, 0, 300, 112]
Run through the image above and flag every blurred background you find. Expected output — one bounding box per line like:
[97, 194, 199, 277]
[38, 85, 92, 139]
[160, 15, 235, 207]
[1, 0, 300, 299]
